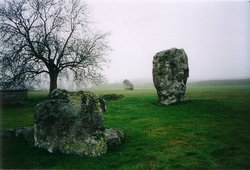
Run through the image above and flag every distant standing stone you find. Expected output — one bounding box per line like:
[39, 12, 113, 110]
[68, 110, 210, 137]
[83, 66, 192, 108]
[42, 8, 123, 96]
[152, 48, 189, 105]
[123, 79, 134, 90]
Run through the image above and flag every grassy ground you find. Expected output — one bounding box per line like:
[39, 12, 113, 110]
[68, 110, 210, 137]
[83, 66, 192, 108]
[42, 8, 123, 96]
[1, 83, 250, 169]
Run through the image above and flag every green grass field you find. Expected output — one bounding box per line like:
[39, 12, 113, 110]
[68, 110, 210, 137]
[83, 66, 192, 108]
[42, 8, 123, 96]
[1, 82, 250, 169]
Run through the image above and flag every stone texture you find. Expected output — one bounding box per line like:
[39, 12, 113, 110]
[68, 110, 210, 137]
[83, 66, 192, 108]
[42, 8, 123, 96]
[123, 79, 134, 90]
[34, 89, 124, 157]
[153, 48, 189, 105]
[104, 128, 125, 149]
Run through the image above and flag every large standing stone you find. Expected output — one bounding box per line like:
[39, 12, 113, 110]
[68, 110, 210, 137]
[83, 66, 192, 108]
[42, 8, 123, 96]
[152, 48, 189, 105]
[34, 89, 124, 157]
[123, 79, 134, 90]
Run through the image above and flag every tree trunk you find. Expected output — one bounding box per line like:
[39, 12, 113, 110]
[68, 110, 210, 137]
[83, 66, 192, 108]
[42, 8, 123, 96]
[49, 72, 58, 94]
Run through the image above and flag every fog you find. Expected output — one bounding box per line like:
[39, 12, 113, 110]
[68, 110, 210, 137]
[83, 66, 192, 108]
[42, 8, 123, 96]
[86, 0, 250, 83]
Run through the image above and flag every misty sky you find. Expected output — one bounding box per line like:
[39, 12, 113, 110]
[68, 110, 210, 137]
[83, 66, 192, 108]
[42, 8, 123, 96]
[86, 0, 250, 83]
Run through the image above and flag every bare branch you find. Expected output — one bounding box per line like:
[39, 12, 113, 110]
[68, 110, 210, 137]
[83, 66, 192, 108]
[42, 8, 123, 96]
[0, 0, 110, 91]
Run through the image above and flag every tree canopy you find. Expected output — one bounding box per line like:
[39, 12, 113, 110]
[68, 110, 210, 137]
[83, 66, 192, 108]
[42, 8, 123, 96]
[0, 0, 109, 92]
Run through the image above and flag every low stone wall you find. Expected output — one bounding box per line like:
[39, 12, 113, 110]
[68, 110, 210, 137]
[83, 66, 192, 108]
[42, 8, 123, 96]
[0, 89, 28, 105]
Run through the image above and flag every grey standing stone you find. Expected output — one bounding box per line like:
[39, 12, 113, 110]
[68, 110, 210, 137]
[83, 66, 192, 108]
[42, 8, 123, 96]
[123, 79, 134, 90]
[153, 48, 189, 105]
[34, 89, 124, 157]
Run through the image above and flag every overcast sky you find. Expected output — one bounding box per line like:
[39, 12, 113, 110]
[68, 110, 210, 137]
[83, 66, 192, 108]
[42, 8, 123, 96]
[86, 0, 250, 83]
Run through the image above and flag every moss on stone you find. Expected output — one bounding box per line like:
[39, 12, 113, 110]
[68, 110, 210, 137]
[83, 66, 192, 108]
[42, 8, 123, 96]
[34, 89, 106, 156]
[34, 89, 124, 157]
[153, 48, 189, 105]
[61, 137, 107, 157]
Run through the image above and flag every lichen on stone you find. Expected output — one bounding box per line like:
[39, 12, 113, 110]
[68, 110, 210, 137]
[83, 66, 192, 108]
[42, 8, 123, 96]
[34, 89, 124, 157]
[153, 48, 189, 105]
[60, 137, 107, 157]
[104, 128, 125, 150]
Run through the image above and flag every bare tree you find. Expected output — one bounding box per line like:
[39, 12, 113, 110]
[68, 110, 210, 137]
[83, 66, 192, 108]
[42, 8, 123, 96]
[0, 0, 109, 92]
